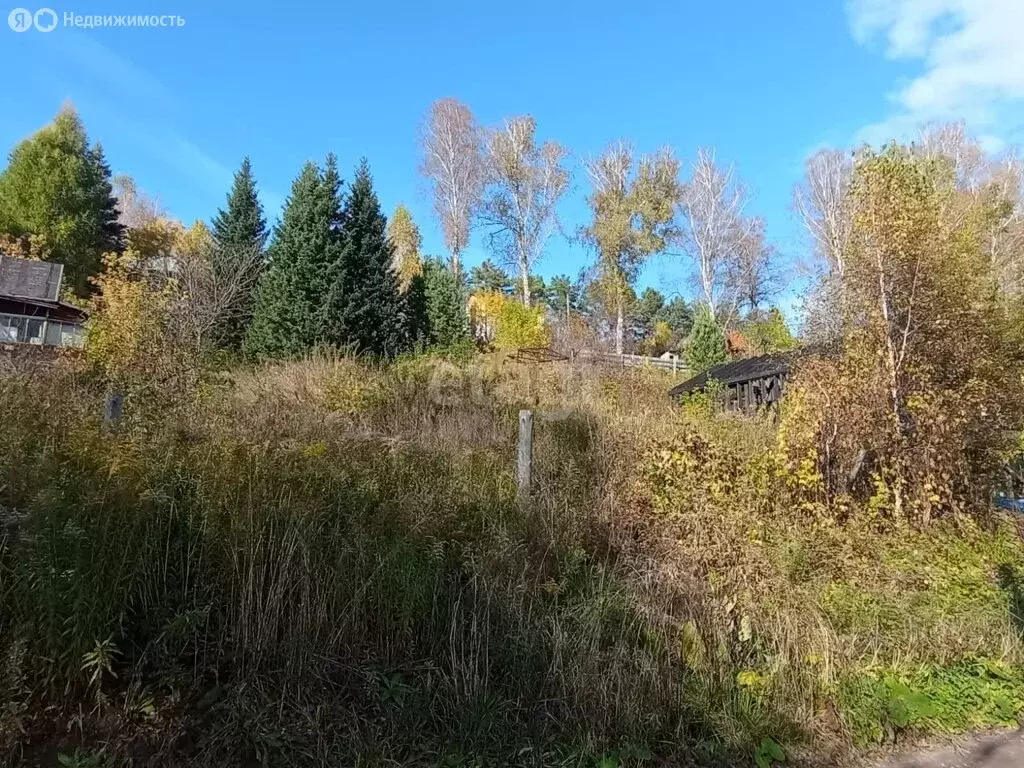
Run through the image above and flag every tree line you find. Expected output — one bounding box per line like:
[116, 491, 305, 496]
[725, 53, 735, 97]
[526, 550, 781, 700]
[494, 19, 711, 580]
[0, 103, 1021, 383]
[418, 100, 785, 358]
[0, 105, 472, 364]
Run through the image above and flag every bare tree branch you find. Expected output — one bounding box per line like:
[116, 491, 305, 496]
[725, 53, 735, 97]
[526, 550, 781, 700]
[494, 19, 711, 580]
[112, 173, 164, 230]
[793, 148, 853, 279]
[173, 229, 264, 353]
[676, 148, 755, 321]
[725, 216, 781, 319]
[418, 99, 485, 277]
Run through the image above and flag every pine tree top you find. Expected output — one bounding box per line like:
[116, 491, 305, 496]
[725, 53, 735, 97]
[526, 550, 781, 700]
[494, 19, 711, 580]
[212, 156, 267, 251]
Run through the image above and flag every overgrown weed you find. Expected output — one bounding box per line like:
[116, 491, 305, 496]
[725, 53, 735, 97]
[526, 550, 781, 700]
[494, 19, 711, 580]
[1, 354, 1021, 765]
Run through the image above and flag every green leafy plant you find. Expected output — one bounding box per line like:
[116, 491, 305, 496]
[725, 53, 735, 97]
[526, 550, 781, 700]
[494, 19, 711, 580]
[754, 737, 785, 768]
[81, 636, 119, 690]
[57, 750, 105, 768]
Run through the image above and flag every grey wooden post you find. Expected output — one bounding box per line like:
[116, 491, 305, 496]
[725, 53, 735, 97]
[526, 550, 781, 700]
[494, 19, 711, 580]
[102, 391, 124, 433]
[517, 410, 533, 505]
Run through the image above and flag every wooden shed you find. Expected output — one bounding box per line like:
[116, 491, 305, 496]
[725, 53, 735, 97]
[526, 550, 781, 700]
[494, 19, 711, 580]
[668, 352, 793, 412]
[0, 256, 87, 348]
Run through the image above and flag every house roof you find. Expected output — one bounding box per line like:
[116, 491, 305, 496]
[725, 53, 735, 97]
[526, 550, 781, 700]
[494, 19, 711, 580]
[0, 294, 88, 321]
[0, 255, 86, 322]
[0, 255, 63, 301]
[668, 351, 794, 397]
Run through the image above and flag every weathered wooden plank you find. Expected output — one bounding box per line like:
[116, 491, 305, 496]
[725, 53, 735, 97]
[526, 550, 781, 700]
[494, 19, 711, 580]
[517, 410, 533, 506]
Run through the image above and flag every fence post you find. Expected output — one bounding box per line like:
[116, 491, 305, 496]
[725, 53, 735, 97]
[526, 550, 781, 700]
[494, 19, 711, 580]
[517, 409, 533, 505]
[102, 391, 124, 433]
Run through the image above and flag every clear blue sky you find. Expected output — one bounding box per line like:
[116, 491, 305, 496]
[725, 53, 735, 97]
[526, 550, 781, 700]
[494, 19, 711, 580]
[2, 0, 1021, 313]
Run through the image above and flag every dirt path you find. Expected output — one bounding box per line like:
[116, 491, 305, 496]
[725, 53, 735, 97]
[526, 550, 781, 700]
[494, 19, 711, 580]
[873, 728, 1024, 768]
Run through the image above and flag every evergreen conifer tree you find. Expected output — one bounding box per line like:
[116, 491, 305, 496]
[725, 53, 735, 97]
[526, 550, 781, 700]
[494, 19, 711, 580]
[686, 306, 727, 372]
[423, 258, 470, 348]
[89, 145, 124, 258]
[468, 259, 514, 294]
[404, 272, 431, 350]
[325, 160, 407, 356]
[211, 157, 268, 349]
[245, 160, 341, 358]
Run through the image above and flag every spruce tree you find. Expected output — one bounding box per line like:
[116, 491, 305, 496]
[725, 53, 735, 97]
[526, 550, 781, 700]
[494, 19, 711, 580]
[686, 306, 727, 372]
[423, 258, 470, 348]
[212, 158, 267, 250]
[325, 160, 407, 357]
[89, 145, 124, 258]
[245, 159, 341, 359]
[0, 106, 123, 295]
[404, 272, 431, 350]
[211, 157, 268, 348]
[469, 259, 514, 294]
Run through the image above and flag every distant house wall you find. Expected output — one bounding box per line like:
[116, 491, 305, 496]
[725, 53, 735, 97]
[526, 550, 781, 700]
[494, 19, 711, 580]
[719, 372, 787, 412]
[0, 296, 86, 348]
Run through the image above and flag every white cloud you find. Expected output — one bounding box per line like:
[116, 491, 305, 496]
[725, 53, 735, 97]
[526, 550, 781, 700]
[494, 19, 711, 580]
[847, 0, 1024, 145]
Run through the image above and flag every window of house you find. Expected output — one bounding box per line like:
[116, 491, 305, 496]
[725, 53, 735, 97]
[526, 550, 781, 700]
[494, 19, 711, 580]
[0, 314, 25, 342]
[61, 323, 85, 348]
[42, 320, 86, 348]
[25, 318, 44, 345]
[44, 321, 62, 346]
[0, 315, 85, 347]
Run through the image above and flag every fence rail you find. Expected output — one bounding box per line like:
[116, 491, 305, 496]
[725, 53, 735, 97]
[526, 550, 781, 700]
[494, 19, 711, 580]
[576, 350, 690, 376]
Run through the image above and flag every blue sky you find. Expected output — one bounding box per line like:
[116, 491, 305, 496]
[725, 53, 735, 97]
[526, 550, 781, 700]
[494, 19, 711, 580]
[2, 0, 1022, 314]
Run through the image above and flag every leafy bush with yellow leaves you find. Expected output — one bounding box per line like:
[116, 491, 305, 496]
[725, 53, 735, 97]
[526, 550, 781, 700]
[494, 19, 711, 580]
[642, 432, 738, 514]
[85, 250, 177, 386]
[469, 290, 550, 350]
[495, 298, 549, 349]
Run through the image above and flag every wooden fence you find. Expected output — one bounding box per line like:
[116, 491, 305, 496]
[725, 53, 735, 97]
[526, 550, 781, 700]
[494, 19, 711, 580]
[576, 349, 690, 376]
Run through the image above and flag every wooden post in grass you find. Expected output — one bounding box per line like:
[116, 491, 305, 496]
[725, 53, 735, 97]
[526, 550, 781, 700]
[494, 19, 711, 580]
[517, 409, 533, 505]
[102, 391, 123, 433]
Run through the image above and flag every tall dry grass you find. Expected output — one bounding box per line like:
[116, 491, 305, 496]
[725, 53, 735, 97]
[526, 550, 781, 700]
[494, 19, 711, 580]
[0, 352, 1022, 766]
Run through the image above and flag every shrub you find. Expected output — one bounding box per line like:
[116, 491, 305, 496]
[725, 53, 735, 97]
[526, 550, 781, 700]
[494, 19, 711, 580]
[494, 296, 550, 349]
[85, 250, 178, 387]
[686, 306, 726, 371]
[470, 291, 550, 350]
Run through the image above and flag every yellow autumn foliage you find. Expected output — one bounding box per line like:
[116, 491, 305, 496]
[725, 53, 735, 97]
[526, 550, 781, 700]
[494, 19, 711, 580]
[85, 249, 176, 386]
[468, 290, 549, 350]
[468, 290, 504, 345]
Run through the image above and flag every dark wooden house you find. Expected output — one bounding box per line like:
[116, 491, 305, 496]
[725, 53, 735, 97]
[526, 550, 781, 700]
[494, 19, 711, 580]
[0, 256, 86, 349]
[669, 352, 793, 412]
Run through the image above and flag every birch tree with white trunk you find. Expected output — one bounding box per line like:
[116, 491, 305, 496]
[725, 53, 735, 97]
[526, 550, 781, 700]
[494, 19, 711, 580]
[794, 148, 853, 280]
[478, 116, 570, 306]
[418, 99, 485, 277]
[676, 148, 755, 326]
